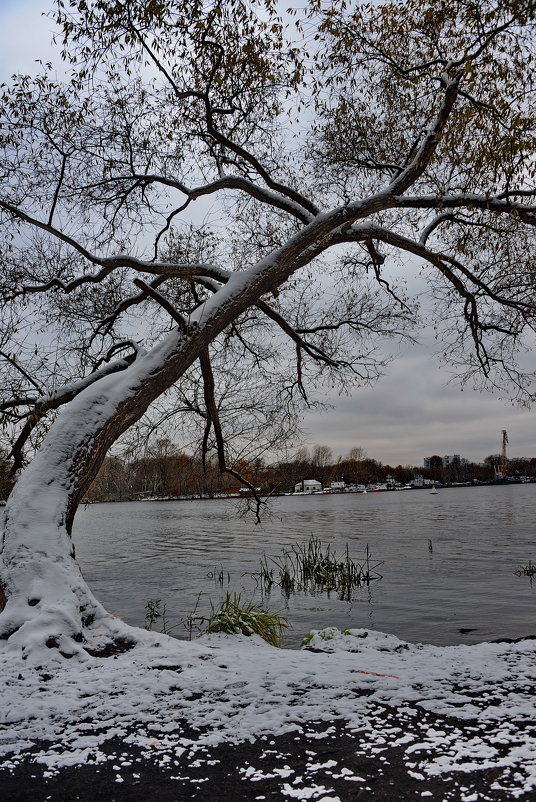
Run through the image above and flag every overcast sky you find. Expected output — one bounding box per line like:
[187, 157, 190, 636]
[1, 0, 535, 467]
[304, 346, 536, 466]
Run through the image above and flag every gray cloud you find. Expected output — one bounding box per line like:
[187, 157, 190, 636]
[302, 348, 536, 466]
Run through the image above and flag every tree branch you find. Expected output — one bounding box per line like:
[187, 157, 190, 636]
[92, 277, 168, 340]
[205, 107, 319, 219]
[5, 354, 136, 473]
[0, 349, 44, 394]
[132, 278, 189, 333]
[389, 74, 462, 195]
[340, 224, 530, 373]
[199, 347, 264, 521]
[256, 300, 340, 368]
[397, 194, 536, 226]
[0, 198, 230, 299]
[85, 172, 315, 225]
[121, 11, 319, 222]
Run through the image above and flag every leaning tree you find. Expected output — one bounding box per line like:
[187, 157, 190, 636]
[0, 0, 535, 658]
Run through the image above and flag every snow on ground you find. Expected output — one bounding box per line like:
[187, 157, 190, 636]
[2, 627, 536, 798]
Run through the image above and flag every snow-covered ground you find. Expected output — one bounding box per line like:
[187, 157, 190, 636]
[2, 627, 536, 799]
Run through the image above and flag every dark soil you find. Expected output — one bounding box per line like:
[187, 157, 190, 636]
[1, 705, 533, 801]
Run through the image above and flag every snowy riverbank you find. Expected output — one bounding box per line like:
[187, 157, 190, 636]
[2, 627, 536, 800]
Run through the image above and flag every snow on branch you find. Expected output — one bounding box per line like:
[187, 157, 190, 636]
[398, 194, 536, 227]
[3, 353, 138, 473]
[389, 74, 462, 196]
[88, 172, 316, 226]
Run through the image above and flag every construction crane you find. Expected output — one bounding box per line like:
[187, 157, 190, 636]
[494, 430, 508, 479]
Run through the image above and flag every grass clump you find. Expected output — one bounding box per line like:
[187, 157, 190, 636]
[515, 560, 536, 577]
[145, 599, 169, 632]
[202, 592, 289, 647]
[207, 565, 231, 585]
[255, 535, 383, 600]
[146, 593, 289, 646]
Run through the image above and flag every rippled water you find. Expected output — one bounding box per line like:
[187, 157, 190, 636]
[74, 484, 536, 647]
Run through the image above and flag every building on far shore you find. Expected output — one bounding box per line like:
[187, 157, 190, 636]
[294, 479, 322, 493]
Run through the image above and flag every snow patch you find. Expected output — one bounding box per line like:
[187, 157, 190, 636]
[1, 627, 536, 797]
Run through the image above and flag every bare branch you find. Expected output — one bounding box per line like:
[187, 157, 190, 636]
[48, 153, 68, 227]
[120, 11, 319, 222]
[340, 224, 530, 374]
[0, 397, 39, 413]
[347, 224, 531, 317]
[198, 347, 265, 521]
[0, 350, 44, 394]
[132, 278, 189, 333]
[9, 417, 42, 475]
[205, 109, 320, 219]
[256, 300, 340, 368]
[92, 277, 168, 339]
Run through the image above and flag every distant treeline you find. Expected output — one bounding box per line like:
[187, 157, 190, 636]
[77, 441, 536, 502]
[2, 441, 534, 503]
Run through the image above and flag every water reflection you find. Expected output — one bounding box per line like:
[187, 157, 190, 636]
[74, 485, 536, 647]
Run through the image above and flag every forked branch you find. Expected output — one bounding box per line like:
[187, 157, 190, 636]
[199, 348, 265, 522]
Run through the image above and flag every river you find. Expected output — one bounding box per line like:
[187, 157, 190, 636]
[74, 484, 536, 647]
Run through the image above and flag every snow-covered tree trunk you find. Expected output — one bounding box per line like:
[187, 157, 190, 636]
[0, 241, 328, 657]
[0, 333, 188, 658]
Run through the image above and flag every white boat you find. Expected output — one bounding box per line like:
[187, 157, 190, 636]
[430, 486, 438, 495]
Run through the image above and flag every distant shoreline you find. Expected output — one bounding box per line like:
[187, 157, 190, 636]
[82, 479, 535, 505]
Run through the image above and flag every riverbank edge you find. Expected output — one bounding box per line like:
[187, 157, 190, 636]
[79, 479, 536, 505]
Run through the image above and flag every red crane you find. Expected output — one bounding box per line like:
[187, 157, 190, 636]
[494, 430, 508, 479]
